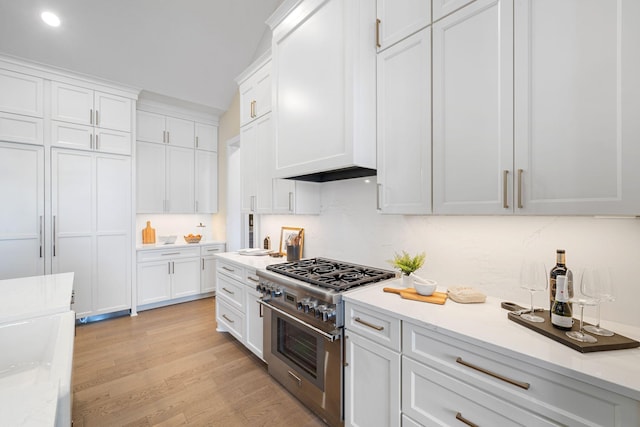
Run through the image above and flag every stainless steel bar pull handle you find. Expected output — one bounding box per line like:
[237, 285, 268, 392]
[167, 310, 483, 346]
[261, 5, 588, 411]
[202, 259, 205, 270]
[375, 18, 381, 48]
[222, 287, 235, 295]
[376, 184, 382, 210]
[53, 215, 57, 256]
[517, 168, 523, 209]
[222, 314, 234, 323]
[95, 110, 99, 126]
[95, 134, 99, 151]
[288, 370, 302, 387]
[89, 133, 93, 149]
[456, 357, 530, 390]
[163, 130, 166, 143]
[195, 136, 199, 148]
[39, 215, 43, 258]
[89, 109, 93, 124]
[247, 276, 259, 283]
[354, 317, 384, 331]
[455, 412, 479, 427]
[222, 266, 234, 272]
[503, 170, 509, 209]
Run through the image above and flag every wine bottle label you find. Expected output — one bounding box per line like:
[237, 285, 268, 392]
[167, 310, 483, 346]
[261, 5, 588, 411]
[551, 312, 573, 328]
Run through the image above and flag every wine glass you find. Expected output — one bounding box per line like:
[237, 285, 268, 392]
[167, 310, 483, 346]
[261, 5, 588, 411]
[519, 261, 548, 323]
[566, 270, 598, 343]
[581, 267, 615, 337]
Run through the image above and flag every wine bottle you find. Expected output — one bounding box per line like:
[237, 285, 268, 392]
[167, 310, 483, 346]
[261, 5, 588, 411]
[551, 275, 573, 330]
[549, 249, 571, 312]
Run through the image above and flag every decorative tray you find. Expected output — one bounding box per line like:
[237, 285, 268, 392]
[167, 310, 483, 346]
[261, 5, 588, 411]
[504, 304, 639, 353]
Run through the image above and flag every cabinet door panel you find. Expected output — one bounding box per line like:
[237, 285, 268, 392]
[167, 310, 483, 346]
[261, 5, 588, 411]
[514, 0, 640, 214]
[96, 155, 131, 232]
[432, 0, 513, 214]
[195, 123, 218, 151]
[136, 141, 166, 213]
[137, 261, 171, 305]
[240, 123, 257, 212]
[376, 0, 431, 50]
[51, 82, 93, 126]
[94, 91, 131, 132]
[171, 257, 200, 298]
[200, 256, 217, 293]
[377, 28, 431, 214]
[51, 121, 93, 151]
[239, 82, 256, 127]
[0, 69, 43, 117]
[95, 128, 131, 155]
[195, 150, 218, 213]
[52, 150, 93, 235]
[95, 234, 130, 314]
[254, 63, 272, 119]
[136, 110, 166, 143]
[166, 146, 195, 213]
[433, 0, 477, 21]
[0, 112, 43, 145]
[245, 287, 263, 360]
[166, 116, 194, 148]
[54, 235, 93, 318]
[255, 115, 273, 213]
[0, 143, 44, 279]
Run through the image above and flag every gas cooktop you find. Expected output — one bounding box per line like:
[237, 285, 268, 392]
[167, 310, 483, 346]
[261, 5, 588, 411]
[266, 257, 396, 292]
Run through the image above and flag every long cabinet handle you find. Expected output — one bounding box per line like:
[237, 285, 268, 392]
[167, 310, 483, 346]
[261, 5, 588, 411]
[376, 183, 382, 210]
[163, 130, 166, 143]
[517, 168, 524, 209]
[168, 261, 171, 275]
[354, 316, 384, 331]
[375, 18, 381, 48]
[222, 287, 235, 295]
[456, 357, 530, 390]
[502, 170, 509, 209]
[39, 215, 43, 258]
[202, 259, 205, 270]
[222, 266, 235, 272]
[195, 136, 199, 148]
[247, 276, 259, 283]
[53, 215, 57, 257]
[95, 134, 99, 151]
[161, 252, 180, 256]
[222, 314, 234, 323]
[90, 109, 93, 125]
[95, 110, 99, 126]
[455, 412, 479, 427]
[167, 131, 170, 144]
[288, 192, 293, 212]
[89, 133, 93, 150]
[207, 248, 220, 252]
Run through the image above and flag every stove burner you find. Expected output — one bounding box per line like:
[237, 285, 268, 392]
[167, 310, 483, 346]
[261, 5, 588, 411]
[266, 257, 396, 291]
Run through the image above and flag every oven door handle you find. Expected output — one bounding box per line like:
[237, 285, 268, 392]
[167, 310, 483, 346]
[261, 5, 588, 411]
[258, 299, 341, 343]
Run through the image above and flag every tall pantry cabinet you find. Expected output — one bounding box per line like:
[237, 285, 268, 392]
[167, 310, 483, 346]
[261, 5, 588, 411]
[0, 56, 137, 319]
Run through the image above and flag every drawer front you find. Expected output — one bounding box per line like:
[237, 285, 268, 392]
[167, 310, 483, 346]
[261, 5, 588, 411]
[0, 112, 43, 145]
[200, 244, 225, 256]
[217, 274, 244, 310]
[244, 267, 260, 289]
[403, 322, 635, 426]
[345, 301, 401, 352]
[217, 298, 244, 343]
[217, 260, 243, 282]
[402, 357, 558, 427]
[137, 246, 200, 262]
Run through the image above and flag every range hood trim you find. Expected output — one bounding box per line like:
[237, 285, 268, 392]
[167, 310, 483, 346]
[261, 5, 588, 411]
[284, 166, 377, 183]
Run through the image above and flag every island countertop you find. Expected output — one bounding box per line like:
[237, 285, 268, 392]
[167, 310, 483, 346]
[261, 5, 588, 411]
[343, 279, 640, 402]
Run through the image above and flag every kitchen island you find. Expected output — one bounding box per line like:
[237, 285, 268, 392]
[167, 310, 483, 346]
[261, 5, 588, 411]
[342, 280, 640, 426]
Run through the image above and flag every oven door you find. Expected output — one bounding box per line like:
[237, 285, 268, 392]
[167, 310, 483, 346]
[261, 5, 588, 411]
[261, 301, 343, 427]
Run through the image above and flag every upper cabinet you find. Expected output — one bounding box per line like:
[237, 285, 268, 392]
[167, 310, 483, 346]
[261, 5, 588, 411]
[432, 0, 476, 22]
[375, 0, 431, 52]
[432, 0, 640, 215]
[195, 122, 218, 152]
[267, 0, 377, 179]
[239, 60, 272, 127]
[0, 69, 43, 118]
[137, 111, 195, 148]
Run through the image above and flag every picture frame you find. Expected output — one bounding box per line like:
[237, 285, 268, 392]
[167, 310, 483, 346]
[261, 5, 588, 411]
[279, 226, 304, 256]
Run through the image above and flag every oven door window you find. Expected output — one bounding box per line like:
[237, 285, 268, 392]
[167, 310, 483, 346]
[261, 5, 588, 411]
[274, 315, 325, 390]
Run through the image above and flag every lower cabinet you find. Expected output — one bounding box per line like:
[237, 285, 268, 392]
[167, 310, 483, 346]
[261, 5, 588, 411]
[216, 259, 264, 360]
[200, 243, 225, 293]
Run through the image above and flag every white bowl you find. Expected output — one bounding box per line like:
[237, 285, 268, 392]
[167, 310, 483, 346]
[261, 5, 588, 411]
[414, 279, 437, 296]
[158, 235, 177, 244]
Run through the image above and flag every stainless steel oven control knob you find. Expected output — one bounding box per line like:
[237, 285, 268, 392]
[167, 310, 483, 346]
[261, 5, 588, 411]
[322, 309, 336, 322]
[314, 304, 327, 318]
[303, 299, 317, 313]
[296, 297, 309, 311]
[271, 288, 282, 297]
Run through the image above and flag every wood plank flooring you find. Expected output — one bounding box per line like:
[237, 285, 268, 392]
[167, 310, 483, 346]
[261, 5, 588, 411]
[72, 297, 327, 426]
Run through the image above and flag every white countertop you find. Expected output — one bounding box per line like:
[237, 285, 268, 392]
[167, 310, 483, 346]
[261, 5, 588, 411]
[137, 240, 226, 251]
[343, 279, 640, 401]
[214, 251, 288, 270]
[0, 383, 58, 427]
[0, 273, 74, 324]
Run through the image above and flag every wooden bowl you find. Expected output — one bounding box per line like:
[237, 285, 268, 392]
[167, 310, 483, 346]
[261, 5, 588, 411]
[184, 234, 202, 244]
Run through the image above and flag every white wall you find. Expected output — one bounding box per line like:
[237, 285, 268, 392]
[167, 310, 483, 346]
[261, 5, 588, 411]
[259, 178, 640, 328]
[135, 214, 221, 244]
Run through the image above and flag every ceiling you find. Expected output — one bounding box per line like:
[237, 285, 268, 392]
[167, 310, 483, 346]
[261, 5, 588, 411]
[0, 0, 282, 116]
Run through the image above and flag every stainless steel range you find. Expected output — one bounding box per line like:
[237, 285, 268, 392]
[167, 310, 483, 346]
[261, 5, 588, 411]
[256, 258, 396, 427]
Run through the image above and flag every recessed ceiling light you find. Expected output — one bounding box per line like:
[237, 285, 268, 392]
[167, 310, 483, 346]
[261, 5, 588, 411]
[41, 11, 61, 27]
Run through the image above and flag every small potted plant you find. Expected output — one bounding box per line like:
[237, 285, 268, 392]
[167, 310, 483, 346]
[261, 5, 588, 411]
[388, 251, 426, 287]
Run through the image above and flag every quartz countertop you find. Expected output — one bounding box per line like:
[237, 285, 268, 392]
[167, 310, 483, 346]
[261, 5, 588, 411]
[343, 279, 640, 401]
[137, 240, 226, 251]
[0, 272, 74, 324]
[0, 383, 58, 427]
[214, 251, 288, 270]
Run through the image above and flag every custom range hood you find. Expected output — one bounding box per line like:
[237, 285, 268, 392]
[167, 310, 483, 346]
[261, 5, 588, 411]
[268, 0, 377, 184]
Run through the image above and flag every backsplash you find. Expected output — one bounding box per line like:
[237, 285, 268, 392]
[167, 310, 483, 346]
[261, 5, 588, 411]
[259, 178, 640, 327]
[135, 214, 220, 244]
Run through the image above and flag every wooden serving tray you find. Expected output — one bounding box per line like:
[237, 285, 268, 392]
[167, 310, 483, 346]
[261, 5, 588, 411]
[383, 287, 448, 305]
[507, 309, 639, 353]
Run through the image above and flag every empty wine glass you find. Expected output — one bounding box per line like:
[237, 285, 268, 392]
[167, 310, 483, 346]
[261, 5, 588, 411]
[519, 261, 548, 323]
[581, 267, 615, 337]
[566, 270, 598, 343]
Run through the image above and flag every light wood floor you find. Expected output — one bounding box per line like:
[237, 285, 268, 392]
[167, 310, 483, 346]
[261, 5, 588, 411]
[72, 297, 327, 426]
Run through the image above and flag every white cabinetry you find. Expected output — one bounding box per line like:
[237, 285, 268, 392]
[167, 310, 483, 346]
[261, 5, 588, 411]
[216, 259, 264, 360]
[200, 243, 225, 293]
[344, 302, 401, 427]
[376, 27, 431, 214]
[0, 68, 43, 117]
[136, 246, 200, 306]
[432, 0, 476, 22]
[239, 59, 272, 127]
[51, 149, 131, 318]
[375, 0, 431, 51]
[268, 0, 377, 178]
[0, 142, 45, 279]
[136, 109, 218, 214]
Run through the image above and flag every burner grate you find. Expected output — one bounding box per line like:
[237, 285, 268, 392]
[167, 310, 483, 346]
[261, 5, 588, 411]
[267, 257, 396, 291]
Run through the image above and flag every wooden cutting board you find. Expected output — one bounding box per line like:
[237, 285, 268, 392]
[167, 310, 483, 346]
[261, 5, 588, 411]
[142, 221, 156, 244]
[383, 287, 448, 305]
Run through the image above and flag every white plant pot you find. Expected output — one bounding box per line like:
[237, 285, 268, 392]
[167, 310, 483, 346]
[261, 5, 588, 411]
[402, 274, 414, 288]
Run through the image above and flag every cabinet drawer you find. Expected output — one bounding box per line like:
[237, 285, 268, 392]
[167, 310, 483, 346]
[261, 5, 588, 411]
[403, 322, 637, 426]
[0, 112, 43, 145]
[217, 298, 244, 343]
[345, 302, 400, 352]
[200, 244, 224, 256]
[244, 268, 260, 289]
[217, 275, 244, 310]
[402, 357, 557, 427]
[217, 260, 243, 282]
[137, 246, 200, 262]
